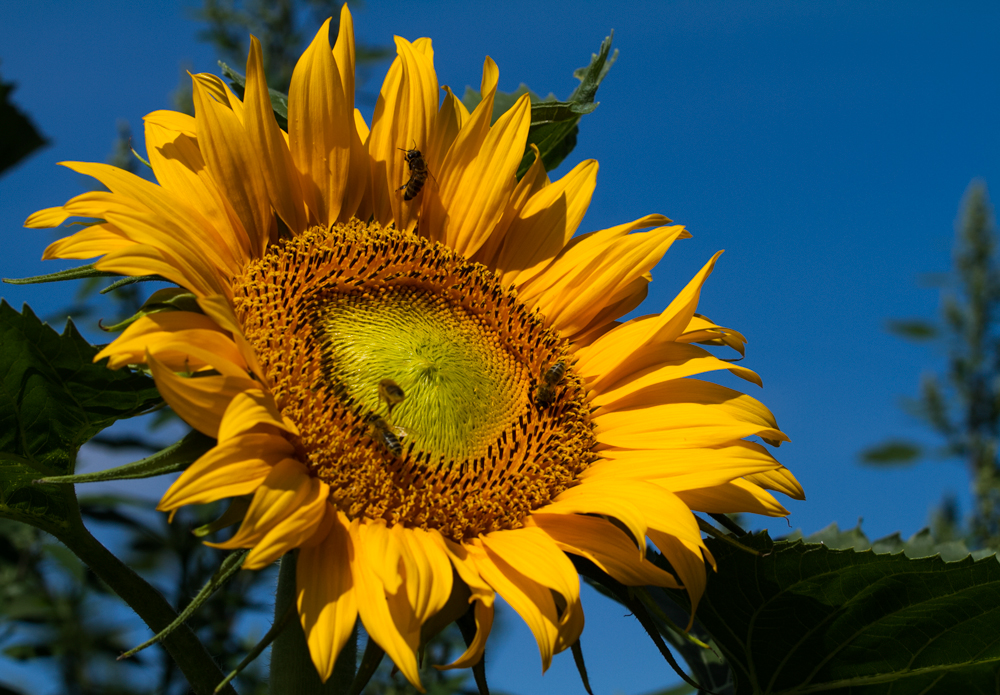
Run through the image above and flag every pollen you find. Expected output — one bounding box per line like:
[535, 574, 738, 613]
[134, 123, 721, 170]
[232, 221, 596, 541]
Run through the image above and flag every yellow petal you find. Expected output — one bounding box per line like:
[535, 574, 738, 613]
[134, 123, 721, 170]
[496, 159, 598, 288]
[288, 19, 352, 226]
[369, 36, 439, 234]
[244, 36, 308, 233]
[674, 478, 790, 517]
[25, 205, 71, 228]
[157, 432, 293, 510]
[350, 520, 422, 690]
[147, 352, 258, 438]
[586, 343, 763, 410]
[217, 389, 297, 442]
[297, 509, 358, 683]
[575, 251, 723, 382]
[97, 313, 244, 371]
[468, 542, 561, 672]
[582, 441, 782, 493]
[525, 224, 688, 335]
[426, 92, 531, 256]
[43, 224, 132, 260]
[395, 526, 454, 625]
[197, 294, 269, 385]
[143, 112, 250, 269]
[98, 209, 231, 297]
[530, 512, 679, 588]
[192, 75, 272, 257]
[470, 143, 549, 269]
[646, 529, 709, 623]
[209, 459, 328, 569]
[677, 313, 747, 357]
[478, 527, 580, 628]
[436, 599, 493, 670]
[360, 519, 403, 595]
[745, 466, 806, 500]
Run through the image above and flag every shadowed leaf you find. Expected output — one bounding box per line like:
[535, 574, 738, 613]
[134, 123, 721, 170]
[858, 439, 922, 466]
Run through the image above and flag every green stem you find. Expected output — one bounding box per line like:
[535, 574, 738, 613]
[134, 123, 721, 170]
[53, 504, 235, 695]
[270, 552, 357, 694]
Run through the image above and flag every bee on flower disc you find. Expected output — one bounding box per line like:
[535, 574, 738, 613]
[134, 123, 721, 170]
[367, 413, 409, 456]
[534, 360, 566, 408]
[378, 378, 406, 415]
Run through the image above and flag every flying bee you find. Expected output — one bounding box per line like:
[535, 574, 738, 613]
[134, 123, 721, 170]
[378, 378, 405, 415]
[534, 360, 566, 408]
[397, 146, 430, 201]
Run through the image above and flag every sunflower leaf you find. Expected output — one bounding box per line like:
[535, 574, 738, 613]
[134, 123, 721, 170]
[0, 302, 161, 533]
[461, 34, 616, 178]
[519, 31, 617, 177]
[218, 61, 288, 130]
[656, 531, 1000, 695]
[0, 70, 48, 177]
[36, 429, 213, 485]
[3, 263, 120, 286]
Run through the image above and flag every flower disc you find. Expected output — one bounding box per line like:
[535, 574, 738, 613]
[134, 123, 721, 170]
[233, 220, 596, 541]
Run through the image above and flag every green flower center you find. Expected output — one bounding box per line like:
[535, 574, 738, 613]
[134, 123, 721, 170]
[318, 287, 527, 461]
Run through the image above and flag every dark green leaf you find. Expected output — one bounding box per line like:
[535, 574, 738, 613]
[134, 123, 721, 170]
[219, 61, 288, 130]
[0, 71, 48, 177]
[98, 274, 163, 294]
[461, 34, 616, 179]
[858, 440, 922, 466]
[38, 429, 213, 485]
[3, 263, 120, 286]
[0, 302, 161, 532]
[518, 32, 617, 177]
[664, 532, 1000, 695]
[885, 319, 938, 341]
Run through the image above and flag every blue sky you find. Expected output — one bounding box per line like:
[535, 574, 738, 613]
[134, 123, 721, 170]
[2, 1, 999, 694]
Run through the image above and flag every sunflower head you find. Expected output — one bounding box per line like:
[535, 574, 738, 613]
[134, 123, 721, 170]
[27, 6, 802, 689]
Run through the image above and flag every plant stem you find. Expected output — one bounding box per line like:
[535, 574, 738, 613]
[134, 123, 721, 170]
[270, 552, 357, 694]
[53, 506, 235, 695]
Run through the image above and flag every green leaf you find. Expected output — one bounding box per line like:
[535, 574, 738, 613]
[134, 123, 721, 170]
[37, 429, 213, 485]
[0, 302, 161, 532]
[461, 34, 616, 178]
[3, 263, 120, 286]
[0, 70, 48, 177]
[518, 32, 617, 177]
[886, 319, 939, 341]
[99, 287, 201, 332]
[664, 532, 1000, 695]
[858, 439, 923, 466]
[219, 61, 288, 130]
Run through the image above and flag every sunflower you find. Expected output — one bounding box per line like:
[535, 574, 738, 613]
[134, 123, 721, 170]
[26, 6, 803, 688]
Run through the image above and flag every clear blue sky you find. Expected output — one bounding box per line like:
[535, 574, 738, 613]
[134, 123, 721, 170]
[2, 1, 999, 694]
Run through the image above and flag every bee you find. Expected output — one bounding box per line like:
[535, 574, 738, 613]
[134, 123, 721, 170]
[378, 378, 405, 415]
[368, 414, 403, 456]
[397, 146, 430, 201]
[534, 360, 566, 408]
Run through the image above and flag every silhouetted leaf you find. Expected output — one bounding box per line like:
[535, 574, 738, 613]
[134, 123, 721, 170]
[0, 302, 161, 533]
[886, 319, 938, 341]
[461, 33, 616, 177]
[0, 71, 48, 177]
[858, 439, 922, 466]
[659, 532, 1000, 694]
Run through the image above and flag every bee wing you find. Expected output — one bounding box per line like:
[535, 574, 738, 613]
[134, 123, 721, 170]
[392, 425, 416, 439]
